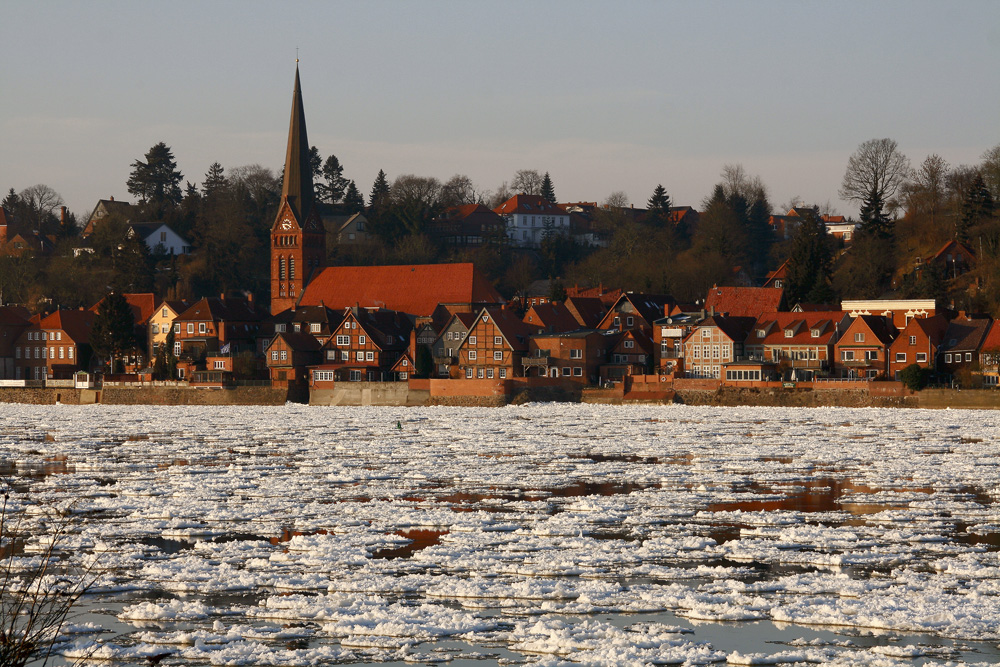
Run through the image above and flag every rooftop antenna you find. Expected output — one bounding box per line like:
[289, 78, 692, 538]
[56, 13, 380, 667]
[296, 47, 299, 64]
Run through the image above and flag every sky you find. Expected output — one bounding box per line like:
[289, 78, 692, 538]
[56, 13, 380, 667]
[2, 1, 999, 220]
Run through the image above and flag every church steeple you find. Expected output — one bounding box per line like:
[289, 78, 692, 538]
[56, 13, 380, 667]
[281, 65, 315, 221]
[271, 64, 326, 315]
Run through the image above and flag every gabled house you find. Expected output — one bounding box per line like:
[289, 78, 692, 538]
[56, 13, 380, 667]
[652, 313, 696, 375]
[978, 321, 1000, 387]
[704, 285, 786, 319]
[332, 212, 371, 245]
[389, 352, 415, 381]
[457, 306, 532, 379]
[683, 315, 756, 379]
[14, 309, 95, 380]
[271, 305, 342, 345]
[126, 222, 191, 255]
[762, 260, 789, 289]
[523, 301, 580, 335]
[841, 299, 937, 329]
[922, 240, 977, 280]
[939, 315, 992, 382]
[887, 314, 949, 379]
[318, 306, 412, 381]
[596, 293, 676, 334]
[82, 197, 134, 237]
[833, 315, 897, 379]
[525, 329, 616, 382]
[494, 194, 570, 248]
[744, 311, 850, 380]
[148, 299, 190, 360]
[563, 296, 608, 329]
[602, 329, 654, 382]
[431, 312, 477, 378]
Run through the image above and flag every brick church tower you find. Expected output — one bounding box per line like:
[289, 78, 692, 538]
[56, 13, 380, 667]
[270, 65, 326, 315]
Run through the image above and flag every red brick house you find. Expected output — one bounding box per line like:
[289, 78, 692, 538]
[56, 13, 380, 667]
[172, 296, 267, 379]
[683, 316, 756, 378]
[427, 204, 506, 249]
[266, 331, 323, 387]
[14, 309, 95, 380]
[833, 315, 897, 379]
[0, 306, 31, 379]
[523, 301, 580, 335]
[601, 329, 655, 382]
[524, 329, 616, 382]
[939, 316, 992, 383]
[319, 306, 412, 381]
[922, 240, 976, 280]
[887, 314, 949, 379]
[457, 306, 532, 379]
[744, 311, 850, 380]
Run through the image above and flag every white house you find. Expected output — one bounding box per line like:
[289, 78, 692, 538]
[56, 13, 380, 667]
[493, 194, 570, 248]
[127, 223, 192, 255]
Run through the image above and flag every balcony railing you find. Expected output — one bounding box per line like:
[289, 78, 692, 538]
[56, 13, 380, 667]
[522, 356, 551, 367]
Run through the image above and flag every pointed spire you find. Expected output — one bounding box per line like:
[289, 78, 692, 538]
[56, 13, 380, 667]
[281, 64, 315, 220]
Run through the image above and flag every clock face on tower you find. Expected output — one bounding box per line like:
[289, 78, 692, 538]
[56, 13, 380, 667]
[280, 219, 292, 230]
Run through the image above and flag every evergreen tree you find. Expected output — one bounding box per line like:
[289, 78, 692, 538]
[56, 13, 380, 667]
[127, 142, 183, 217]
[319, 154, 349, 205]
[785, 210, 833, 305]
[2, 188, 19, 213]
[646, 184, 672, 228]
[202, 162, 228, 198]
[858, 189, 893, 239]
[958, 174, 995, 243]
[91, 292, 138, 374]
[540, 172, 556, 203]
[369, 169, 391, 209]
[308, 146, 323, 183]
[343, 180, 364, 213]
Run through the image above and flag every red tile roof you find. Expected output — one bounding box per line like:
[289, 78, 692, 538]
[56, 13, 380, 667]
[981, 320, 1000, 352]
[493, 194, 563, 216]
[523, 302, 580, 334]
[300, 263, 503, 317]
[91, 293, 157, 325]
[40, 309, 96, 344]
[705, 286, 786, 319]
[749, 311, 849, 346]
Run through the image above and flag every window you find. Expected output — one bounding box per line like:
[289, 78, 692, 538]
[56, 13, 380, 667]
[276, 324, 286, 333]
[349, 370, 362, 381]
[359, 335, 366, 345]
[151, 323, 159, 334]
[702, 329, 711, 338]
[757, 329, 766, 338]
[466, 368, 474, 378]
[469, 350, 477, 360]
[722, 344, 731, 358]
[966, 352, 972, 362]
[214, 360, 226, 370]
[854, 332, 865, 342]
[15, 347, 20, 359]
[895, 353, 906, 362]
[289, 257, 295, 280]
[469, 336, 477, 345]
[624, 340, 635, 349]
[499, 368, 507, 378]
[356, 351, 364, 361]
[811, 329, 820, 338]
[271, 350, 279, 360]
[866, 350, 878, 360]
[561, 367, 570, 376]
[187, 323, 194, 334]
[199, 323, 206, 334]
[916, 353, 927, 362]
[613, 316, 620, 327]
[477, 368, 484, 378]
[494, 336, 503, 345]
[784, 329, 793, 338]
[341, 350, 349, 361]
[315, 371, 334, 382]
[487, 368, 494, 379]
[174, 323, 180, 334]
[493, 351, 503, 360]
[399, 371, 408, 379]
[280, 350, 287, 361]
[712, 345, 720, 358]
[626, 317, 634, 326]
[447, 332, 453, 340]
[366, 351, 374, 361]
[574, 367, 582, 376]
[570, 349, 582, 359]
[311, 323, 321, 333]
[692, 344, 700, 358]
[279, 257, 286, 280]
[909, 336, 916, 345]
[172, 343, 179, 356]
[842, 350, 855, 361]
[162, 308, 168, 317]
[336, 335, 350, 346]
[945, 353, 952, 363]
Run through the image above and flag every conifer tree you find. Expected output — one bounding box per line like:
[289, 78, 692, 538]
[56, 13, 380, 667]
[343, 180, 365, 213]
[786, 210, 833, 305]
[646, 184, 672, 228]
[320, 154, 349, 205]
[859, 189, 893, 239]
[540, 172, 556, 203]
[91, 292, 138, 374]
[369, 170, 391, 209]
[202, 162, 228, 198]
[958, 174, 994, 243]
[127, 142, 183, 216]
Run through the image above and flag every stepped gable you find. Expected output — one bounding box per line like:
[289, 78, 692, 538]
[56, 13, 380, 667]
[300, 263, 503, 318]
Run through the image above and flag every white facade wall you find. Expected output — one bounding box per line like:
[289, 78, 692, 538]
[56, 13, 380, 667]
[504, 212, 570, 248]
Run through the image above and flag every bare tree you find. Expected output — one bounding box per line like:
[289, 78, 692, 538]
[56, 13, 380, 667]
[440, 174, 485, 208]
[489, 181, 513, 208]
[901, 154, 950, 222]
[17, 184, 64, 233]
[839, 138, 911, 209]
[981, 143, 1000, 202]
[720, 164, 769, 205]
[511, 169, 543, 195]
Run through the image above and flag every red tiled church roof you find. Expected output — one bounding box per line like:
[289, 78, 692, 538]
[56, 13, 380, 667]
[300, 263, 503, 317]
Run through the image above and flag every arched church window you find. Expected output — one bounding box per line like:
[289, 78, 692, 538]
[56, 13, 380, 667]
[289, 257, 296, 280]
[279, 257, 286, 280]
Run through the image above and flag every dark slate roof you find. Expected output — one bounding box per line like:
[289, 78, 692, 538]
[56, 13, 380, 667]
[941, 317, 992, 353]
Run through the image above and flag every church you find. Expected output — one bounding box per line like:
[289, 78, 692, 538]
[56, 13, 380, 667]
[269, 66, 502, 319]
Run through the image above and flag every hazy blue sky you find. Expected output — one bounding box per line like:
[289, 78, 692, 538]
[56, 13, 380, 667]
[3, 1, 998, 220]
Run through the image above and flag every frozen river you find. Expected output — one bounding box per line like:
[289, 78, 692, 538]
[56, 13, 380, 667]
[2, 402, 1000, 666]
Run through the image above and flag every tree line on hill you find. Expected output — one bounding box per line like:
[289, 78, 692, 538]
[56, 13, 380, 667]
[2, 139, 999, 316]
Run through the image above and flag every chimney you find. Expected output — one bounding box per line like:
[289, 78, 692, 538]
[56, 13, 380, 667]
[60, 206, 67, 225]
[109, 196, 114, 202]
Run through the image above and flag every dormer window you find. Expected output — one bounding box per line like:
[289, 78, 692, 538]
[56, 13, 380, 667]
[757, 329, 766, 338]
[784, 329, 793, 338]
[811, 329, 820, 338]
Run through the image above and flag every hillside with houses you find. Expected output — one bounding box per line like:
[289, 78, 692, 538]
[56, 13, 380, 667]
[2, 68, 1000, 404]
